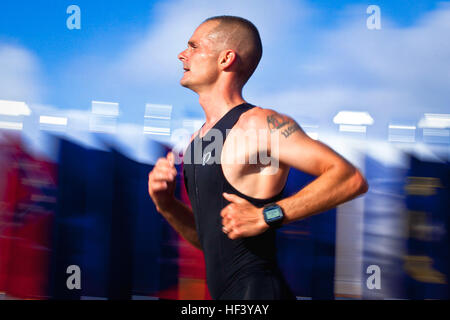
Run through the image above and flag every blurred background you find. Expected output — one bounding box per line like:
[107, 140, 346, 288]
[0, 0, 449, 300]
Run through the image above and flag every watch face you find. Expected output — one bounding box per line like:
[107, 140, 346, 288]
[264, 206, 283, 221]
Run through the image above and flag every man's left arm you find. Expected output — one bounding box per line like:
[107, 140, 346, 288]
[268, 112, 368, 225]
[221, 111, 369, 239]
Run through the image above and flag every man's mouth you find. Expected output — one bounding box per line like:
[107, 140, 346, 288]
[183, 67, 190, 73]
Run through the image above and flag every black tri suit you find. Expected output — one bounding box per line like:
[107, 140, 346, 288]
[183, 103, 296, 300]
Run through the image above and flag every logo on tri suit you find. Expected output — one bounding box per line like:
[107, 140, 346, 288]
[202, 151, 212, 166]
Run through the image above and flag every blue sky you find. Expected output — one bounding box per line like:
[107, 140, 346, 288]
[1, 0, 449, 137]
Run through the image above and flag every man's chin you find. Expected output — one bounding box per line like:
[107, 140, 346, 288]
[180, 79, 195, 91]
[180, 81, 188, 88]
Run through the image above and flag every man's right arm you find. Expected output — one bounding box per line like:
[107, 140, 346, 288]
[148, 151, 202, 250]
[156, 199, 201, 250]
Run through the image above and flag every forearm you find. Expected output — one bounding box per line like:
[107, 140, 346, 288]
[157, 199, 202, 250]
[278, 165, 368, 225]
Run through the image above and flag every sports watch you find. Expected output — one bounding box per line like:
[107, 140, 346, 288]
[262, 203, 284, 229]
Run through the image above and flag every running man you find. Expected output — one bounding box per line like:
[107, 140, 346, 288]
[148, 16, 368, 300]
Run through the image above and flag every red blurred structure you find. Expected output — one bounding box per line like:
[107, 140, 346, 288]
[0, 132, 56, 299]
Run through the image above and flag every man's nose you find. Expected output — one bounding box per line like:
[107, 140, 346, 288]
[178, 49, 187, 62]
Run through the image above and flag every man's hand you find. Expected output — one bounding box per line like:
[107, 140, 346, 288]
[221, 193, 269, 240]
[148, 152, 178, 212]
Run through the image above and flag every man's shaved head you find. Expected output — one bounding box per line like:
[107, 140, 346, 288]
[202, 16, 263, 84]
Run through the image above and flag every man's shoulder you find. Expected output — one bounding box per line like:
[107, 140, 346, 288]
[238, 106, 288, 130]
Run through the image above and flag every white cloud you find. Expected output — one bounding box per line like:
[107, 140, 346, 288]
[0, 44, 43, 102]
[254, 2, 450, 130]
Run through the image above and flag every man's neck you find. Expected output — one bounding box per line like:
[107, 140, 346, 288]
[197, 86, 246, 130]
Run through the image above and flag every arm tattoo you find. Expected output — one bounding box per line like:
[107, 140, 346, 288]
[267, 114, 290, 132]
[281, 122, 301, 138]
[267, 114, 301, 138]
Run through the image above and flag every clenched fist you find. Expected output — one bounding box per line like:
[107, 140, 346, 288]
[148, 152, 178, 212]
[221, 192, 269, 240]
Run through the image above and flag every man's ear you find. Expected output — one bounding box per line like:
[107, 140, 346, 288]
[219, 50, 237, 70]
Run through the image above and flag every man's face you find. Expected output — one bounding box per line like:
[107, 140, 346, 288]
[178, 21, 221, 92]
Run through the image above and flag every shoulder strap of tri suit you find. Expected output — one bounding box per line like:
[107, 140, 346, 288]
[216, 103, 255, 139]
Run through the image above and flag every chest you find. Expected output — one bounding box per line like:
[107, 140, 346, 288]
[184, 129, 260, 180]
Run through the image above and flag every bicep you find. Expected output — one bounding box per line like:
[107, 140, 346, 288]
[273, 120, 351, 177]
